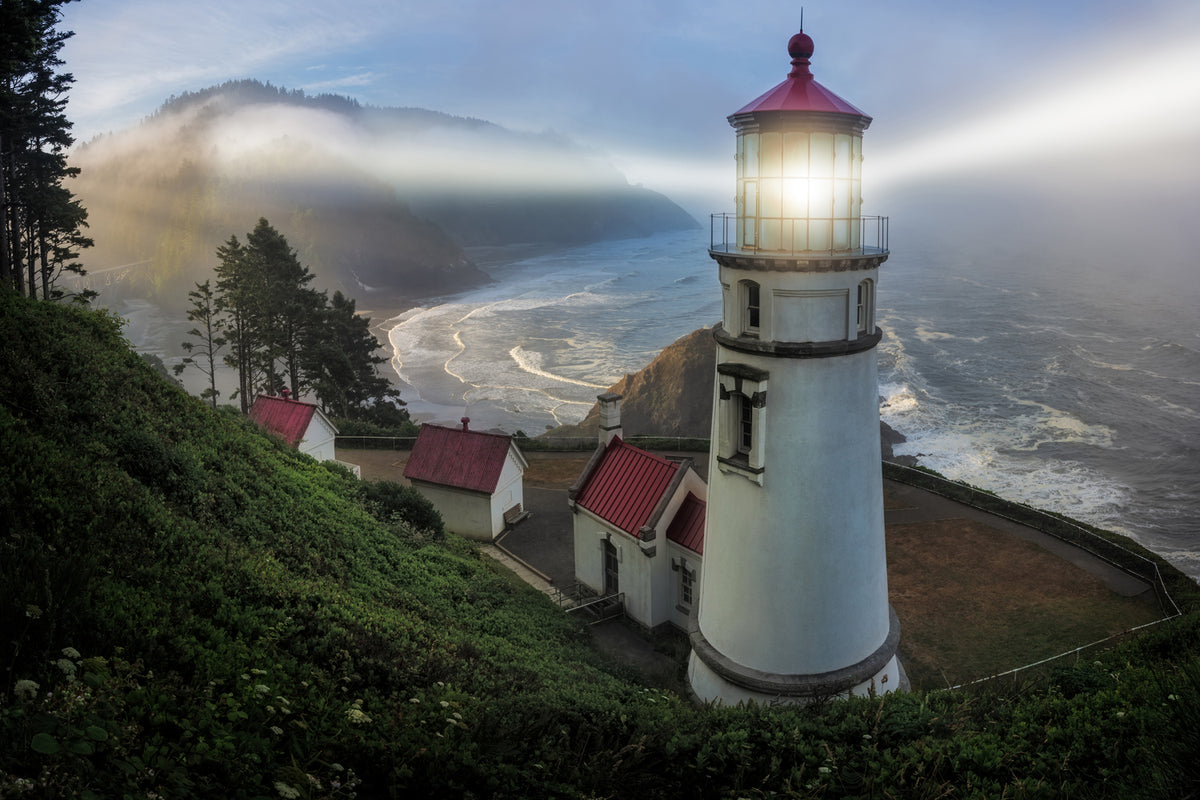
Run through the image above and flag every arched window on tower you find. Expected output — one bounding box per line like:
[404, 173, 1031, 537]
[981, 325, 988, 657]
[856, 279, 874, 335]
[741, 280, 761, 337]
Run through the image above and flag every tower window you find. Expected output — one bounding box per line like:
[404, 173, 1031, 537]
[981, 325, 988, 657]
[738, 393, 754, 454]
[716, 363, 768, 482]
[742, 280, 761, 336]
[857, 279, 873, 334]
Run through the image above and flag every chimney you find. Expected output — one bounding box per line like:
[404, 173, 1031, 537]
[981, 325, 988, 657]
[461, 416, 470, 432]
[597, 393, 622, 446]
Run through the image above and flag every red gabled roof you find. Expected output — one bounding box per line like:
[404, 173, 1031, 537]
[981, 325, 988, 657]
[248, 394, 318, 448]
[666, 492, 706, 555]
[403, 423, 517, 494]
[574, 438, 680, 538]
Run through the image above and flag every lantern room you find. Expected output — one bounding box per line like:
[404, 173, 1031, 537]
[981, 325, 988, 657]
[714, 30, 886, 257]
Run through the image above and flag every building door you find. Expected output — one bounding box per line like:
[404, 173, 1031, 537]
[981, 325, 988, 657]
[602, 539, 619, 595]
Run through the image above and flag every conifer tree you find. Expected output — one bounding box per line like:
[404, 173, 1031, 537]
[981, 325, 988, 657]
[173, 280, 227, 408]
[0, 0, 92, 300]
[213, 234, 259, 413]
[303, 290, 404, 420]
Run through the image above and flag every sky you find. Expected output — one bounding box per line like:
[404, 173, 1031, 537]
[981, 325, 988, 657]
[59, 0, 1200, 223]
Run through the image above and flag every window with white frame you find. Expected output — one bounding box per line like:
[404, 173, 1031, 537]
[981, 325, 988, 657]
[678, 557, 696, 607]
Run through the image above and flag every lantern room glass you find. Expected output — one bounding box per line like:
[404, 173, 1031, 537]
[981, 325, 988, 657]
[735, 129, 863, 254]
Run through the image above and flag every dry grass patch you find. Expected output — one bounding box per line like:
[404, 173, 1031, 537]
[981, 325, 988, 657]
[523, 456, 593, 489]
[888, 517, 1162, 691]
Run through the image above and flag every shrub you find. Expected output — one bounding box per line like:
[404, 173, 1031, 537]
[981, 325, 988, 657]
[358, 479, 444, 537]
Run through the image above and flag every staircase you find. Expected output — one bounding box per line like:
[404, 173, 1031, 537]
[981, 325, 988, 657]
[551, 583, 624, 624]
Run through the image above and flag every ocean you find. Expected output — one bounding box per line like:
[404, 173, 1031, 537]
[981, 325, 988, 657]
[385, 227, 1200, 583]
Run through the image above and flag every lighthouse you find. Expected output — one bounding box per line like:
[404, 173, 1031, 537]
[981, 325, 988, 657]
[688, 28, 903, 704]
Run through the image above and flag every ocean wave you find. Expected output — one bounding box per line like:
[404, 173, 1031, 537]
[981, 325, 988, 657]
[509, 346, 609, 389]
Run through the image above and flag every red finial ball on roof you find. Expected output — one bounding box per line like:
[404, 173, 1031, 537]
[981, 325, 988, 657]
[786, 30, 815, 79]
[788, 31, 814, 60]
[461, 416, 470, 431]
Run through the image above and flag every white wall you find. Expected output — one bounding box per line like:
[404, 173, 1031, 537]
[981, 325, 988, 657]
[300, 412, 338, 462]
[700, 342, 891, 677]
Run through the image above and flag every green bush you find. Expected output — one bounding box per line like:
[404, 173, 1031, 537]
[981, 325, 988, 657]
[357, 479, 444, 538]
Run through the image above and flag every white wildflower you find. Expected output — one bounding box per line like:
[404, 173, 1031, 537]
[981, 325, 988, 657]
[346, 707, 372, 724]
[270, 726, 284, 735]
[345, 699, 371, 724]
[254, 684, 270, 695]
[274, 781, 301, 799]
[14, 680, 39, 702]
[61, 647, 81, 660]
[55, 658, 77, 678]
[408, 697, 420, 704]
[439, 700, 449, 708]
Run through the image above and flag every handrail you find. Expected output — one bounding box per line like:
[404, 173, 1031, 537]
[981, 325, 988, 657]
[709, 212, 888, 257]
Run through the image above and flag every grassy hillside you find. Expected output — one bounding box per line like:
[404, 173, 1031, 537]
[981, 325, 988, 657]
[2, 290, 1200, 798]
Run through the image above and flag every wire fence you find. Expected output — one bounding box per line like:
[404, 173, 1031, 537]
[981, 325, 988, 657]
[335, 434, 711, 453]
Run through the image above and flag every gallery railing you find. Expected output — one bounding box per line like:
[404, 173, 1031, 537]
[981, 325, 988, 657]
[709, 213, 888, 258]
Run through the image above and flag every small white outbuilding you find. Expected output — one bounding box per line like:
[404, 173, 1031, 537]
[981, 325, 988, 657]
[248, 390, 340, 463]
[403, 418, 528, 541]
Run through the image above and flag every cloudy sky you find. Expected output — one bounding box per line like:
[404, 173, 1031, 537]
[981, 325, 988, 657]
[60, 0, 1200, 220]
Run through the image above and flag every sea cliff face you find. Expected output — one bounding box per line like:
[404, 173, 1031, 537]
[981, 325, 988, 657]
[547, 326, 907, 460]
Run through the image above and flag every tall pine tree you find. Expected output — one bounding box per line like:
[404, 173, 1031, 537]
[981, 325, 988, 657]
[303, 290, 403, 420]
[0, 0, 91, 300]
[174, 280, 227, 409]
[205, 219, 404, 420]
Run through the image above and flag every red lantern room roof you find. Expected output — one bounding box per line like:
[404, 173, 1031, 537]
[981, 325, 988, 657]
[732, 30, 871, 122]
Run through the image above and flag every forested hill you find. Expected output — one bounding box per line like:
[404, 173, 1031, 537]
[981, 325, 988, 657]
[2, 290, 1199, 797]
[68, 80, 697, 309]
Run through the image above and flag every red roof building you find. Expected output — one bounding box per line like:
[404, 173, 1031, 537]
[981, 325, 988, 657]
[405, 422, 518, 494]
[569, 433, 706, 632]
[404, 419, 528, 541]
[573, 438, 682, 539]
[666, 492, 706, 556]
[248, 391, 340, 465]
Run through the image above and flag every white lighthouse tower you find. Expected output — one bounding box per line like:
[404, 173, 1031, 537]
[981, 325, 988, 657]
[688, 28, 903, 704]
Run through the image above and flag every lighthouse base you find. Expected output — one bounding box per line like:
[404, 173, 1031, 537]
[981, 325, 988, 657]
[687, 608, 907, 705]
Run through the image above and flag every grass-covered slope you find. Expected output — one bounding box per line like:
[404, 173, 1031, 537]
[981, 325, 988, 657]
[2, 289, 1199, 799]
